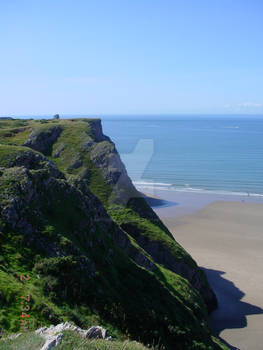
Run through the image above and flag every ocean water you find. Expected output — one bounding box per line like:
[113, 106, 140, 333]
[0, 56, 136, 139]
[101, 115, 263, 197]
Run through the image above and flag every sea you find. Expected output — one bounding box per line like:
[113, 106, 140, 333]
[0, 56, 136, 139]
[100, 115, 263, 198]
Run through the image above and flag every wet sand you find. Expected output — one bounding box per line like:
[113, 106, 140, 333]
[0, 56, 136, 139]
[147, 192, 263, 350]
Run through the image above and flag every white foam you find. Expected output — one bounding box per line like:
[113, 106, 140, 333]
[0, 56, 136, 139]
[133, 181, 263, 198]
[133, 181, 173, 187]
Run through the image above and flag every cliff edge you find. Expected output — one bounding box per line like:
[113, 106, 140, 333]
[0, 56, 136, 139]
[0, 118, 228, 350]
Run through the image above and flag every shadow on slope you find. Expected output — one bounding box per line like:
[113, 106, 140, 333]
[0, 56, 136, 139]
[203, 268, 263, 350]
[142, 193, 178, 209]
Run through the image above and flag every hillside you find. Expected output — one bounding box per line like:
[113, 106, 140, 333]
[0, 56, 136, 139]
[0, 118, 228, 350]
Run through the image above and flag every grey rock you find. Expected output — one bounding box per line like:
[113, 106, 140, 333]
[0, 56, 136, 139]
[67, 155, 83, 170]
[10, 151, 64, 179]
[111, 225, 156, 272]
[2, 333, 22, 341]
[89, 140, 139, 205]
[120, 227, 217, 312]
[35, 322, 110, 349]
[23, 125, 62, 155]
[79, 168, 90, 180]
[89, 120, 110, 142]
[80, 137, 94, 151]
[52, 143, 65, 158]
[86, 326, 107, 339]
[40, 334, 63, 350]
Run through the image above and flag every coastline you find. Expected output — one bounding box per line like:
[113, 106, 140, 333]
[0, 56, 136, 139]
[140, 187, 263, 220]
[141, 189, 263, 350]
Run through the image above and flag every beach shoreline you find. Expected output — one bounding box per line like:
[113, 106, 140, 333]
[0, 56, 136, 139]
[141, 189, 263, 350]
[140, 187, 263, 220]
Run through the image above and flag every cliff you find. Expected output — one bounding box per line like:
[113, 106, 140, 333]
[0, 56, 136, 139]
[0, 118, 228, 350]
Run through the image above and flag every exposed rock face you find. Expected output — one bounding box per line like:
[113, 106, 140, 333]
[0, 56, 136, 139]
[16, 119, 218, 311]
[90, 142, 138, 204]
[67, 153, 83, 170]
[35, 322, 110, 350]
[119, 223, 217, 312]
[0, 118, 226, 350]
[11, 150, 64, 178]
[86, 326, 108, 339]
[36, 325, 64, 350]
[0, 150, 155, 272]
[80, 136, 94, 151]
[90, 142, 132, 186]
[52, 142, 65, 158]
[23, 125, 62, 155]
[85, 120, 218, 312]
[89, 119, 110, 142]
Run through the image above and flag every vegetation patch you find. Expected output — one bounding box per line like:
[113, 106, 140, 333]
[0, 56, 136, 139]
[0, 119, 228, 350]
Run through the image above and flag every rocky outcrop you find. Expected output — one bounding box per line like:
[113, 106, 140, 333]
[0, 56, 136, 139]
[12, 150, 64, 178]
[85, 121, 218, 312]
[89, 141, 139, 206]
[35, 322, 111, 350]
[120, 222, 217, 312]
[52, 142, 65, 158]
[0, 150, 155, 272]
[86, 326, 109, 339]
[36, 325, 63, 350]
[70, 178, 156, 272]
[23, 125, 62, 155]
[0, 118, 227, 350]
[89, 119, 110, 142]
[18, 118, 218, 312]
[67, 153, 83, 170]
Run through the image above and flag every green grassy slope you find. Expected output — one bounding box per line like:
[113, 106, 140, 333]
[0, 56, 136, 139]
[0, 118, 228, 350]
[0, 330, 152, 350]
[43, 118, 217, 311]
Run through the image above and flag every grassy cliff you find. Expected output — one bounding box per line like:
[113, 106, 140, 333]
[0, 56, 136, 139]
[0, 118, 228, 350]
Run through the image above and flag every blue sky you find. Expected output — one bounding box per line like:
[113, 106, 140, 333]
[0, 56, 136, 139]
[0, 0, 263, 116]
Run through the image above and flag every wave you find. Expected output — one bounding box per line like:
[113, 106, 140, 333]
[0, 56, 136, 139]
[133, 181, 173, 187]
[133, 181, 263, 197]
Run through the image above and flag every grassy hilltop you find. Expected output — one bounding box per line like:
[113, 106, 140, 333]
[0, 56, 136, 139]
[0, 118, 228, 350]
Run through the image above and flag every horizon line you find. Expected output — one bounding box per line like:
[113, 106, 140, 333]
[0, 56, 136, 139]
[1, 113, 263, 118]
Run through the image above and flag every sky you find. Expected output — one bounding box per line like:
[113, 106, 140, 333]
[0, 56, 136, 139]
[0, 0, 263, 116]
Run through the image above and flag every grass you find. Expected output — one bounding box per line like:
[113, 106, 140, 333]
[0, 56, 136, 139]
[108, 206, 194, 263]
[0, 128, 31, 146]
[57, 330, 153, 350]
[0, 118, 229, 350]
[0, 145, 36, 167]
[0, 330, 151, 350]
[0, 332, 45, 350]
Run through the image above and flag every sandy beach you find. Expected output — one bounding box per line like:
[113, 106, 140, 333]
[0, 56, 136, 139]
[144, 191, 263, 350]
